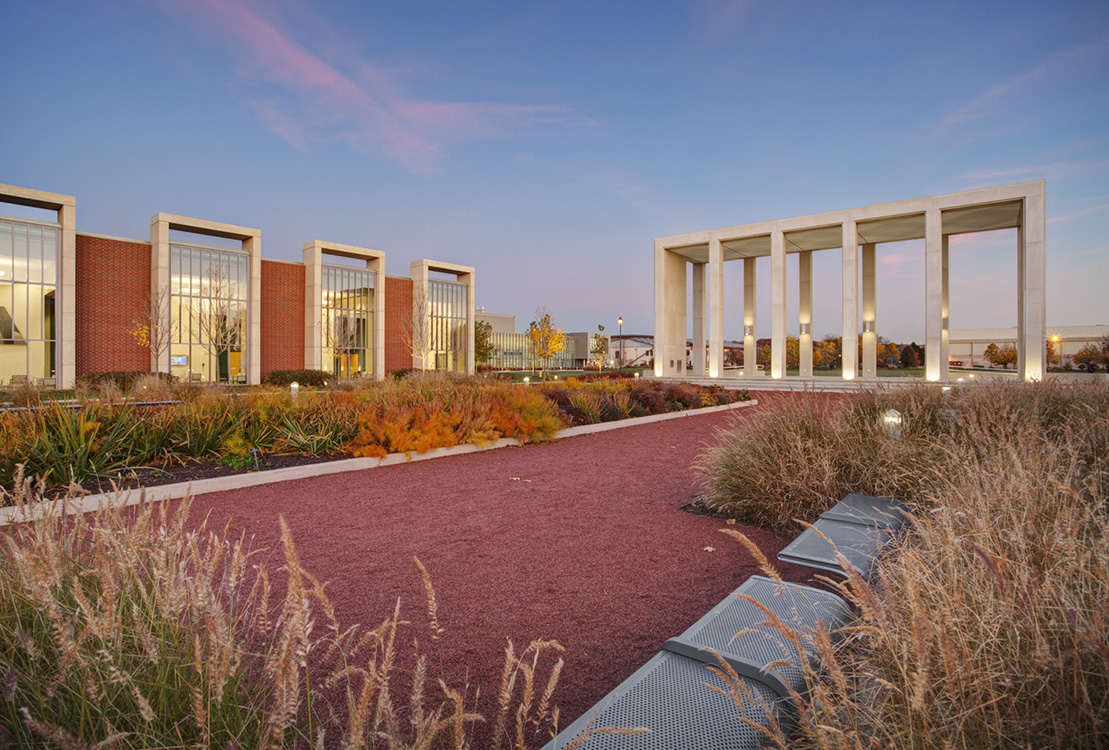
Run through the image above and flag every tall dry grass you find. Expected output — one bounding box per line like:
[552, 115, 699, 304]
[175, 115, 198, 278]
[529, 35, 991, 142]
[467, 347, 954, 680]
[701, 381, 1109, 749]
[0, 484, 565, 749]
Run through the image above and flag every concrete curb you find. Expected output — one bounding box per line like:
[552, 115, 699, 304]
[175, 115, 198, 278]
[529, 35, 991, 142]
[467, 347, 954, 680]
[0, 398, 756, 525]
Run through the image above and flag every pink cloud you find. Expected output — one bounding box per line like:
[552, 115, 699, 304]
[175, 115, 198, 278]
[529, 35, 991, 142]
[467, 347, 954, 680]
[169, 0, 582, 173]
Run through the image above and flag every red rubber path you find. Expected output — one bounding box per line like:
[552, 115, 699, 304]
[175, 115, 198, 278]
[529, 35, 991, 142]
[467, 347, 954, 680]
[182, 397, 818, 747]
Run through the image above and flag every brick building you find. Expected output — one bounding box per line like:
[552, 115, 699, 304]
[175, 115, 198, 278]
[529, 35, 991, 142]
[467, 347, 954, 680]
[0, 182, 475, 388]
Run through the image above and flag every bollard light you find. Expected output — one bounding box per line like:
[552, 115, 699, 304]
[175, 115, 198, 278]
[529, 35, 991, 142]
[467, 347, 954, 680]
[634, 371, 640, 379]
[290, 381, 299, 398]
[523, 376, 530, 386]
[883, 408, 902, 439]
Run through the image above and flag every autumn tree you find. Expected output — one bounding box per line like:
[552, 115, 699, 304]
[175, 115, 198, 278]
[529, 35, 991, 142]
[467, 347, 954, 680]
[1073, 344, 1102, 371]
[590, 324, 608, 369]
[526, 307, 566, 378]
[1046, 338, 1061, 367]
[879, 341, 902, 368]
[985, 343, 1018, 369]
[128, 285, 172, 375]
[475, 319, 496, 365]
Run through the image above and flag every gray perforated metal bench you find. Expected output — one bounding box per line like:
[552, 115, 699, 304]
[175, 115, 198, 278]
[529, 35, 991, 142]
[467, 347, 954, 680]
[777, 493, 909, 577]
[541, 577, 852, 750]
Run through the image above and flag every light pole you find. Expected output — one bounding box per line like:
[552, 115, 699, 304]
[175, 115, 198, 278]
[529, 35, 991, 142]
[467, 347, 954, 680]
[617, 316, 624, 370]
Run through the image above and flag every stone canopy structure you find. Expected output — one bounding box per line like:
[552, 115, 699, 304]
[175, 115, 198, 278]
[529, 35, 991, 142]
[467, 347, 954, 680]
[654, 180, 1046, 382]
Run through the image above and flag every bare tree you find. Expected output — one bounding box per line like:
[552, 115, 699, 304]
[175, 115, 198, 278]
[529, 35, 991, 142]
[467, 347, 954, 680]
[194, 262, 244, 383]
[404, 284, 434, 371]
[323, 310, 361, 377]
[128, 285, 172, 374]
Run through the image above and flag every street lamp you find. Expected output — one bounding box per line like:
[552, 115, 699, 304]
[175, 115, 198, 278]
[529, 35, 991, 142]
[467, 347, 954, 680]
[617, 316, 624, 369]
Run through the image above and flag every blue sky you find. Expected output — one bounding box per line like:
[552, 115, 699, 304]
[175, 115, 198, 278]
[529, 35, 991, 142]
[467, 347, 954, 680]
[2, 0, 1106, 342]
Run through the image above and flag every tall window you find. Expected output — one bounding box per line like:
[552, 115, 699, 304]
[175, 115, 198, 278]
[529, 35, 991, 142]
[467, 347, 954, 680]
[322, 265, 373, 378]
[0, 218, 57, 386]
[428, 279, 467, 372]
[169, 245, 249, 383]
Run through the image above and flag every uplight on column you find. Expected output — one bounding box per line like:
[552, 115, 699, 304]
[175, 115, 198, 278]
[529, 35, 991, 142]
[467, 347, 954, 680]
[799, 323, 811, 335]
[863, 321, 874, 333]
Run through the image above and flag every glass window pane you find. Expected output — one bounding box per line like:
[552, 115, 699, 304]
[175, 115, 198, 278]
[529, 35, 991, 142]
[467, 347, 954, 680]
[41, 228, 56, 285]
[12, 225, 27, 283]
[27, 226, 42, 285]
[0, 223, 11, 281]
[0, 283, 12, 340]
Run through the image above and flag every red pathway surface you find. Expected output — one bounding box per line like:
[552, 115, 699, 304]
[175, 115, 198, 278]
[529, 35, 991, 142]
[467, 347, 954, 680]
[182, 395, 819, 747]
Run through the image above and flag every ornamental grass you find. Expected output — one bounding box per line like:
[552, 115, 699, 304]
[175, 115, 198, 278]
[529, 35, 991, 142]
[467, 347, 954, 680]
[0, 483, 565, 749]
[698, 380, 1109, 749]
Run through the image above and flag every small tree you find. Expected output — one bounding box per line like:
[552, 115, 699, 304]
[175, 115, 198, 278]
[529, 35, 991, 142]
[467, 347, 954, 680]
[526, 307, 565, 378]
[475, 319, 497, 365]
[1046, 338, 1061, 367]
[1073, 344, 1101, 371]
[590, 324, 608, 370]
[194, 262, 243, 383]
[128, 286, 172, 375]
[323, 311, 361, 377]
[900, 344, 920, 368]
[405, 285, 434, 371]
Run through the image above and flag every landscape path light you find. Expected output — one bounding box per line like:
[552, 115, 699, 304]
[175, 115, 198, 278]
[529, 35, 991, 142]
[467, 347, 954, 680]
[883, 408, 902, 439]
[290, 381, 299, 398]
[523, 376, 530, 386]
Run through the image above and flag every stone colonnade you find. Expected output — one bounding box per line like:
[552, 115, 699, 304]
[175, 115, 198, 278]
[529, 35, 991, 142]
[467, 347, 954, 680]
[654, 181, 1046, 382]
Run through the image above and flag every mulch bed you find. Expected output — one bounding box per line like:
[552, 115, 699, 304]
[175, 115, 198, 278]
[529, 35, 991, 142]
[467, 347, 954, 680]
[168, 392, 827, 748]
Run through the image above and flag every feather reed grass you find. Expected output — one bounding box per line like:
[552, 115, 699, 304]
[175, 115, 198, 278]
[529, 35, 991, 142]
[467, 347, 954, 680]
[0, 485, 565, 749]
[700, 380, 1109, 749]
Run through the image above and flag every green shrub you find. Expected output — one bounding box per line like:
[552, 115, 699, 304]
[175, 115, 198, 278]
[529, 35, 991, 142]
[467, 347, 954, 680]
[261, 369, 331, 387]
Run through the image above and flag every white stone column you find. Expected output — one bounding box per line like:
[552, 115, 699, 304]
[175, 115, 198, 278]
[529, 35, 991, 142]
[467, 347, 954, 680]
[941, 234, 950, 380]
[149, 214, 172, 377]
[707, 237, 724, 377]
[654, 245, 687, 378]
[743, 257, 757, 377]
[244, 234, 262, 385]
[1018, 182, 1047, 381]
[841, 220, 858, 379]
[861, 243, 877, 378]
[302, 243, 323, 371]
[57, 199, 77, 389]
[692, 263, 705, 376]
[925, 208, 943, 381]
[799, 250, 813, 377]
[770, 230, 786, 378]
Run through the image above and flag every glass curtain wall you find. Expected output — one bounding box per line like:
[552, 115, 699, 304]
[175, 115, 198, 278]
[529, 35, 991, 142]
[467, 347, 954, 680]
[321, 265, 373, 378]
[169, 245, 249, 383]
[428, 279, 467, 372]
[0, 218, 57, 386]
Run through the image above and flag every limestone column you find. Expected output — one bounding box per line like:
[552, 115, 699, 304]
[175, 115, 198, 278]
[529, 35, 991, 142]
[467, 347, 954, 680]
[707, 237, 724, 377]
[743, 257, 757, 377]
[770, 230, 786, 378]
[243, 233, 262, 385]
[1018, 182, 1047, 381]
[861, 243, 877, 378]
[924, 207, 944, 381]
[799, 250, 813, 377]
[692, 262, 705, 377]
[149, 214, 172, 377]
[655, 243, 687, 377]
[841, 220, 858, 379]
[57, 198, 76, 389]
[941, 235, 950, 380]
[302, 243, 323, 371]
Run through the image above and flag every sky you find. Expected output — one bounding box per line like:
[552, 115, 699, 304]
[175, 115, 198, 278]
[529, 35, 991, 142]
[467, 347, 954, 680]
[2, 0, 1107, 343]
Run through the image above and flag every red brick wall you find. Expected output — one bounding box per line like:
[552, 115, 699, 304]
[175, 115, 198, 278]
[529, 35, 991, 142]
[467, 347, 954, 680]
[260, 260, 305, 377]
[384, 275, 413, 373]
[74, 234, 151, 376]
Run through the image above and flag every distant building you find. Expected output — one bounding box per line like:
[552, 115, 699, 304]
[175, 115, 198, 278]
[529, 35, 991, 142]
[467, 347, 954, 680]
[949, 325, 1108, 368]
[477, 311, 610, 369]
